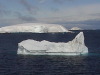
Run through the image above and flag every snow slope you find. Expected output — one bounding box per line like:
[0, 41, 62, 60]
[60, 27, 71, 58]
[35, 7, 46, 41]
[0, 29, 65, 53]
[0, 23, 69, 33]
[17, 32, 88, 55]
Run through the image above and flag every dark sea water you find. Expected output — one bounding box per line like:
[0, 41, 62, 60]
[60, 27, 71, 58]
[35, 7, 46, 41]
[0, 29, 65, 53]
[0, 30, 100, 75]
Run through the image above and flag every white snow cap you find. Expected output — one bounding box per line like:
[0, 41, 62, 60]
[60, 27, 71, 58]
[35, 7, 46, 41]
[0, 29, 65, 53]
[0, 23, 69, 33]
[17, 32, 88, 55]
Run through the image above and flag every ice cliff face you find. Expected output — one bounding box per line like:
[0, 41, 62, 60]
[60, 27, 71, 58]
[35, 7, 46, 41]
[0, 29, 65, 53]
[0, 23, 68, 33]
[17, 32, 88, 55]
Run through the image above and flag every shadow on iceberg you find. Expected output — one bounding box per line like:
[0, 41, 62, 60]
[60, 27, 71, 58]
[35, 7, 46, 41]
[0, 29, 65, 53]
[17, 32, 88, 55]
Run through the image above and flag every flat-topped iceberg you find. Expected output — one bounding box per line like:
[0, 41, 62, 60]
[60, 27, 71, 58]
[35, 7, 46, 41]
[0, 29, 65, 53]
[70, 27, 82, 30]
[0, 23, 69, 33]
[17, 32, 88, 55]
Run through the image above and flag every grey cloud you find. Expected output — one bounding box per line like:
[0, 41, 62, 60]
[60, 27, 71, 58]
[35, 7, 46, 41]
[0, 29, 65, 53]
[63, 19, 100, 29]
[15, 12, 37, 22]
[79, 19, 100, 26]
[91, 13, 100, 17]
[53, 0, 64, 4]
[0, 4, 4, 8]
[44, 17, 100, 29]
[0, 3, 13, 17]
[0, 12, 38, 27]
[37, 0, 74, 4]
[37, 0, 46, 3]
[51, 8, 59, 12]
[18, 15, 37, 22]
[53, 0, 75, 4]
[0, 10, 12, 16]
[0, 5, 12, 17]
[63, 19, 100, 26]
[19, 0, 39, 14]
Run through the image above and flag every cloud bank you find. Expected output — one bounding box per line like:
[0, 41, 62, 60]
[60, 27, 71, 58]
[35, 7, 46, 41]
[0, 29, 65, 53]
[0, 0, 100, 29]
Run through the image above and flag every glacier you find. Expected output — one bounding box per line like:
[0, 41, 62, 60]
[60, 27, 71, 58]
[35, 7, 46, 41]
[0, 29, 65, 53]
[17, 32, 88, 55]
[0, 23, 69, 33]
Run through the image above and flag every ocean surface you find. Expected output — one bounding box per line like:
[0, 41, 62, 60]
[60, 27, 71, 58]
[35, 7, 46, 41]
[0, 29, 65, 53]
[0, 30, 100, 75]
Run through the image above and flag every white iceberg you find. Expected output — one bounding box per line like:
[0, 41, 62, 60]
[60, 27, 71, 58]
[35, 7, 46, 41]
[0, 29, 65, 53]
[70, 27, 82, 30]
[0, 23, 69, 33]
[17, 32, 88, 55]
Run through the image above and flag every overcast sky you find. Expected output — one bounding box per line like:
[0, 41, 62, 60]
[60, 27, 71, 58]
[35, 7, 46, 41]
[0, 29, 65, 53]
[0, 0, 100, 29]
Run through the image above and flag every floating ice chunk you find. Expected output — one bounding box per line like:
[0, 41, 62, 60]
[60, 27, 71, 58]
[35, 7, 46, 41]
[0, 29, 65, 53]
[17, 32, 88, 55]
[70, 27, 82, 30]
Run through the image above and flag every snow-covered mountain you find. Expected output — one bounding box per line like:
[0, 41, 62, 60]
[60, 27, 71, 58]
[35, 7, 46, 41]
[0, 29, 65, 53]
[17, 32, 88, 55]
[0, 23, 69, 33]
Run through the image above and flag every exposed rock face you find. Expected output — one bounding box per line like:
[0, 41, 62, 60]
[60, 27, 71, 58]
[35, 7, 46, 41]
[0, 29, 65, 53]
[70, 27, 82, 30]
[17, 32, 88, 55]
[0, 23, 68, 33]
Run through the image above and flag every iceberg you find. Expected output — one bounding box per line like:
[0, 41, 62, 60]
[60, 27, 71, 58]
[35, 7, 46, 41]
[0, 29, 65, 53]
[17, 32, 88, 55]
[70, 27, 82, 30]
[0, 23, 69, 33]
